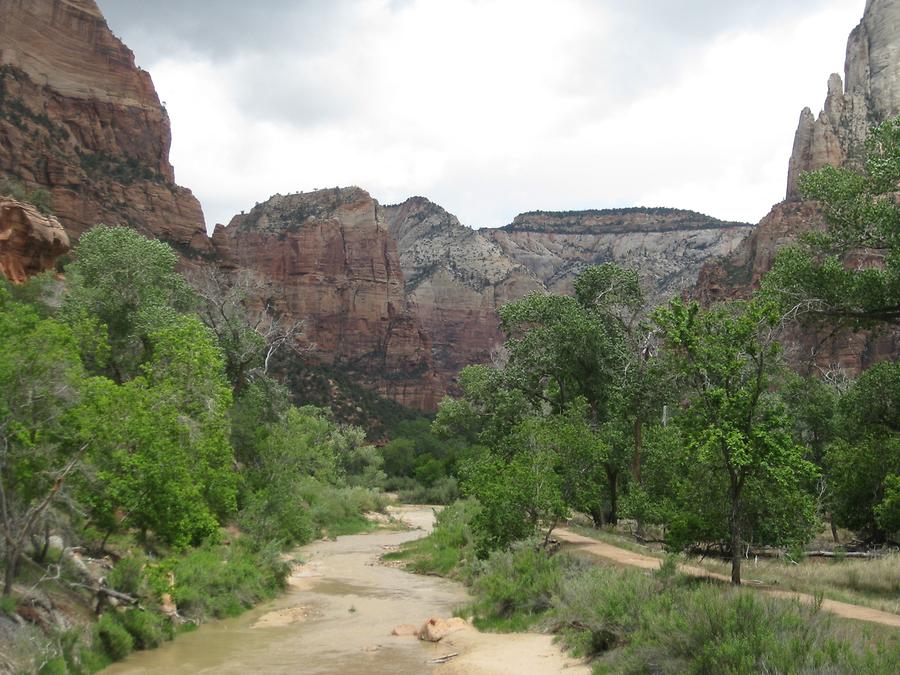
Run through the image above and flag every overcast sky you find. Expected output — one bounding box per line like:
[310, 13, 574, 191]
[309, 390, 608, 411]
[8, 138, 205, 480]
[98, 0, 863, 231]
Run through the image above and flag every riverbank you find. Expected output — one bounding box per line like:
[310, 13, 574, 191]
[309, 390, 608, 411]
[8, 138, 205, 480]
[102, 506, 586, 674]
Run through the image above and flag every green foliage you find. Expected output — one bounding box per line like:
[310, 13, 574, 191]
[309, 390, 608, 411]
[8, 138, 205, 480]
[653, 298, 818, 582]
[826, 362, 900, 540]
[0, 286, 85, 592]
[118, 609, 172, 649]
[466, 541, 574, 631]
[462, 429, 567, 554]
[0, 177, 53, 213]
[62, 225, 194, 381]
[543, 565, 900, 673]
[94, 613, 134, 661]
[764, 116, 900, 328]
[385, 500, 478, 577]
[147, 541, 289, 621]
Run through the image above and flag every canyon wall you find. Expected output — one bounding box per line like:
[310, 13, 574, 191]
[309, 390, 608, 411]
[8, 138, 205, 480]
[694, 0, 899, 372]
[0, 0, 208, 248]
[213, 188, 443, 411]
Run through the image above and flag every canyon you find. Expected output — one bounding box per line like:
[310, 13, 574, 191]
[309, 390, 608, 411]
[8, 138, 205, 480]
[1, 0, 897, 414]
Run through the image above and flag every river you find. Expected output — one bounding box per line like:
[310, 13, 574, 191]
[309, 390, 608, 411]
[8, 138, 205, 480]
[104, 506, 587, 675]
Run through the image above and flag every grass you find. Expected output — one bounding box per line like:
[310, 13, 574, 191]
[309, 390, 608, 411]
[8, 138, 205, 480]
[568, 522, 900, 615]
[687, 553, 900, 615]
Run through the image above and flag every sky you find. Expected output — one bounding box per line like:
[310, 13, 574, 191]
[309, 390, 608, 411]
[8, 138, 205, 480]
[98, 0, 864, 232]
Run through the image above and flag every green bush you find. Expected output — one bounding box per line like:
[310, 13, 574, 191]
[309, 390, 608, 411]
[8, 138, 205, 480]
[544, 565, 900, 673]
[95, 613, 134, 661]
[466, 541, 580, 631]
[386, 500, 478, 578]
[148, 541, 289, 621]
[108, 554, 146, 596]
[119, 608, 172, 649]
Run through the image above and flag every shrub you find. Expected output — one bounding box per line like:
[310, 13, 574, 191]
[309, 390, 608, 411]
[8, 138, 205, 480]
[119, 608, 172, 649]
[467, 541, 581, 631]
[95, 613, 133, 661]
[108, 554, 146, 596]
[386, 500, 479, 578]
[147, 541, 289, 621]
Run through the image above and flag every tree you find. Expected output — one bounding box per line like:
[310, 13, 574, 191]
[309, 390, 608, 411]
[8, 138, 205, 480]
[654, 298, 817, 584]
[764, 117, 900, 328]
[461, 415, 568, 554]
[188, 267, 306, 392]
[74, 316, 237, 548]
[62, 226, 194, 382]
[0, 286, 85, 594]
[495, 264, 646, 524]
[825, 361, 900, 541]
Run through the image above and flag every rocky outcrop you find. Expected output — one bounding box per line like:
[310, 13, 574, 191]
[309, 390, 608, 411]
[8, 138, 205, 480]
[0, 0, 208, 248]
[0, 195, 69, 282]
[384, 197, 544, 376]
[786, 0, 900, 198]
[212, 188, 442, 411]
[488, 208, 753, 308]
[695, 0, 899, 373]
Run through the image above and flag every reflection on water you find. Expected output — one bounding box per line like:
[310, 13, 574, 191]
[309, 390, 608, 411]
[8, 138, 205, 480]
[103, 507, 468, 675]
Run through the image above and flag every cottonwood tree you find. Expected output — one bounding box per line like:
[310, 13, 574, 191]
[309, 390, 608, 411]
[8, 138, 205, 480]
[188, 267, 306, 393]
[765, 117, 900, 328]
[654, 298, 817, 584]
[0, 287, 85, 594]
[825, 361, 900, 541]
[62, 226, 194, 383]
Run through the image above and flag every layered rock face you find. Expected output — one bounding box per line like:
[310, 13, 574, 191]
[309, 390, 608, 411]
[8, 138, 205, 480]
[0, 0, 207, 248]
[384, 197, 544, 376]
[695, 0, 899, 373]
[0, 196, 69, 282]
[786, 0, 900, 197]
[488, 208, 753, 308]
[212, 188, 442, 411]
[384, 200, 752, 386]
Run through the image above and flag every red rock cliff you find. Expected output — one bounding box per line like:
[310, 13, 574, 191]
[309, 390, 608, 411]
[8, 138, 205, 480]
[0, 195, 69, 282]
[0, 0, 208, 248]
[213, 188, 443, 411]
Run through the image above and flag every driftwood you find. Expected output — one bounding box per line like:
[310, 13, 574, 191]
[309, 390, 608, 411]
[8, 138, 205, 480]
[802, 550, 887, 559]
[431, 653, 460, 664]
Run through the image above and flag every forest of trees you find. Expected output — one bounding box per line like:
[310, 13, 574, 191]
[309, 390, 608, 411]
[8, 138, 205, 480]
[426, 117, 900, 584]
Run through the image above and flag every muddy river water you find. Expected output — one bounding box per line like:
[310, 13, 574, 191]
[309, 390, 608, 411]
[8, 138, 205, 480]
[104, 506, 587, 675]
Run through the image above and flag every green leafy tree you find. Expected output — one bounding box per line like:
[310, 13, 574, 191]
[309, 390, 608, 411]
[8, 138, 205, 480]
[462, 415, 568, 554]
[495, 264, 645, 524]
[764, 117, 900, 327]
[825, 361, 900, 541]
[62, 226, 194, 382]
[0, 286, 84, 594]
[654, 298, 817, 584]
[74, 316, 237, 548]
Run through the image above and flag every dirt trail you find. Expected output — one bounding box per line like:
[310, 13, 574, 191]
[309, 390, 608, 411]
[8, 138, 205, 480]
[555, 528, 900, 629]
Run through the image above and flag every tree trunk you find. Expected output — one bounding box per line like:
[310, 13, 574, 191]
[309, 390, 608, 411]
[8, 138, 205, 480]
[729, 483, 742, 585]
[632, 420, 643, 485]
[606, 466, 619, 526]
[4, 547, 19, 596]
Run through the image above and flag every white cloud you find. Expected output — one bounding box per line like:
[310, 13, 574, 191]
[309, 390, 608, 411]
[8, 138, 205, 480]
[118, 0, 863, 230]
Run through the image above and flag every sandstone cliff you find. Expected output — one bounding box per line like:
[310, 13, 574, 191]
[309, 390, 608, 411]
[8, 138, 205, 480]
[786, 0, 899, 198]
[694, 0, 899, 372]
[0, 0, 208, 248]
[212, 188, 442, 411]
[488, 208, 753, 308]
[384, 197, 544, 376]
[0, 195, 69, 282]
